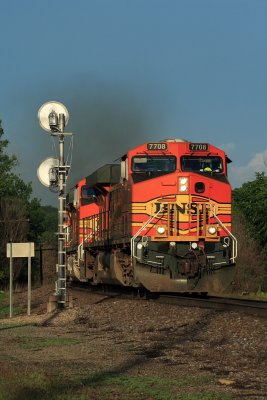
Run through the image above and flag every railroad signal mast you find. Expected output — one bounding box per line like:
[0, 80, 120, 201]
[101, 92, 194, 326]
[37, 101, 73, 307]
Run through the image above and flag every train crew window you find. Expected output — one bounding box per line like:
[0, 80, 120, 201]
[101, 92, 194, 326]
[181, 156, 223, 173]
[132, 156, 176, 173]
[81, 186, 98, 205]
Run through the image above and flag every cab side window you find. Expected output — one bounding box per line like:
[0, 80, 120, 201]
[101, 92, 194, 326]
[81, 186, 97, 206]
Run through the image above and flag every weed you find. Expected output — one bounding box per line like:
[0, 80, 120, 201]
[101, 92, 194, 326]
[0, 292, 7, 303]
[251, 290, 267, 300]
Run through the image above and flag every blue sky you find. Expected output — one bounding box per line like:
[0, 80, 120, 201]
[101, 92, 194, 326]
[0, 0, 266, 205]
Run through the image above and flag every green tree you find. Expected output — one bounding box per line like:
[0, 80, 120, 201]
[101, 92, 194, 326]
[233, 172, 267, 255]
[40, 205, 58, 244]
[27, 200, 57, 245]
[232, 172, 267, 292]
[0, 121, 32, 200]
[0, 120, 59, 286]
[0, 198, 29, 283]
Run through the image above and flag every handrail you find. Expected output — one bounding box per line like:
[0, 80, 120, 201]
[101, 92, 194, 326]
[131, 205, 163, 260]
[210, 204, 237, 262]
[78, 231, 93, 262]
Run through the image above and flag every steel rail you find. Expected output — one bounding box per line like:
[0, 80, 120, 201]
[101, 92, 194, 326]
[68, 282, 267, 318]
[155, 294, 267, 318]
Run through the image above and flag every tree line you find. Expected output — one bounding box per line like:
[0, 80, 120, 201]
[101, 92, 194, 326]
[232, 172, 267, 292]
[0, 121, 57, 286]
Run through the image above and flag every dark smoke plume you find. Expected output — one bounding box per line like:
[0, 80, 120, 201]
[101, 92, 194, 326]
[8, 75, 165, 204]
[57, 79, 163, 189]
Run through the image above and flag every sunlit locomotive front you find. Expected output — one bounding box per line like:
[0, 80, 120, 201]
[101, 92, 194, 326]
[66, 139, 237, 293]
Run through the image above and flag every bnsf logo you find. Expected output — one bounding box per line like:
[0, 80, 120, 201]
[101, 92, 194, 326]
[155, 202, 207, 215]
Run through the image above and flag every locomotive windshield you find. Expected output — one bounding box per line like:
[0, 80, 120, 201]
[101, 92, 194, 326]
[132, 156, 176, 173]
[181, 156, 223, 173]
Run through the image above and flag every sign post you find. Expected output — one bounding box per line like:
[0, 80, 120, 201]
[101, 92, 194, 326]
[28, 252, 31, 316]
[9, 242, 13, 318]
[6, 242, 35, 318]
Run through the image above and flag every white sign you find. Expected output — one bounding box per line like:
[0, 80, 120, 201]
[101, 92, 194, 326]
[6, 242, 35, 258]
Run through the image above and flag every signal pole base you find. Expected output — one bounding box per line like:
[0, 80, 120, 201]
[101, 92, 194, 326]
[47, 294, 73, 313]
[47, 295, 58, 313]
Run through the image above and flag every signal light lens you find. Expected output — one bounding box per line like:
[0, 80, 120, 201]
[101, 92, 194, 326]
[179, 177, 188, 192]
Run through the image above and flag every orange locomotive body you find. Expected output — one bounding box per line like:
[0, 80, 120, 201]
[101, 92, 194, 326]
[66, 139, 237, 293]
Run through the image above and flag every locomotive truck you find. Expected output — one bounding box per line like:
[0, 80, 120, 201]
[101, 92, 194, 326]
[65, 138, 237, 293]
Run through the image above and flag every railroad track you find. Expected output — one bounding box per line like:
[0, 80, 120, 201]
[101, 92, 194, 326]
[155, 294, 267, 318]
[68, 282, 267, 318]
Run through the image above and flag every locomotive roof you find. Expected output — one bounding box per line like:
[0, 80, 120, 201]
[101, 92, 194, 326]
[86, 163, 120, 187]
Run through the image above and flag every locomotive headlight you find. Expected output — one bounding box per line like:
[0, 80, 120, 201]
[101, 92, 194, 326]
[179, 177, 188, 192]
[157, 226, 166, 234]
[208, 226, 217, 235]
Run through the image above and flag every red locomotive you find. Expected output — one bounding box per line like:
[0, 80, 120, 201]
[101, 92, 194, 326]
[66, 138, 237, 293]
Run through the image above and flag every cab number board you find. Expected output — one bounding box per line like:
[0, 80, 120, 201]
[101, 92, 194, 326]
[189, 143, 209, 151]
[147, 143, 168, 150]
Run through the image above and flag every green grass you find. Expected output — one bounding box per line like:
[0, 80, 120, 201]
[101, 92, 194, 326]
[0, 292, 8, 309]
[19, 337, 81, 350]
[175, 396, 235, 400]
[79, 372, 214, 388]
[0, 372, 51, 400]
[0, 371, 239, 400]
[0, 291, 22, 318]
[249, 290, 267, 300]
[0, 322, 34, 331]
[0, 292, 6, 302]
[0, 304, 22, 318]
[62, 372, 237, 400]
